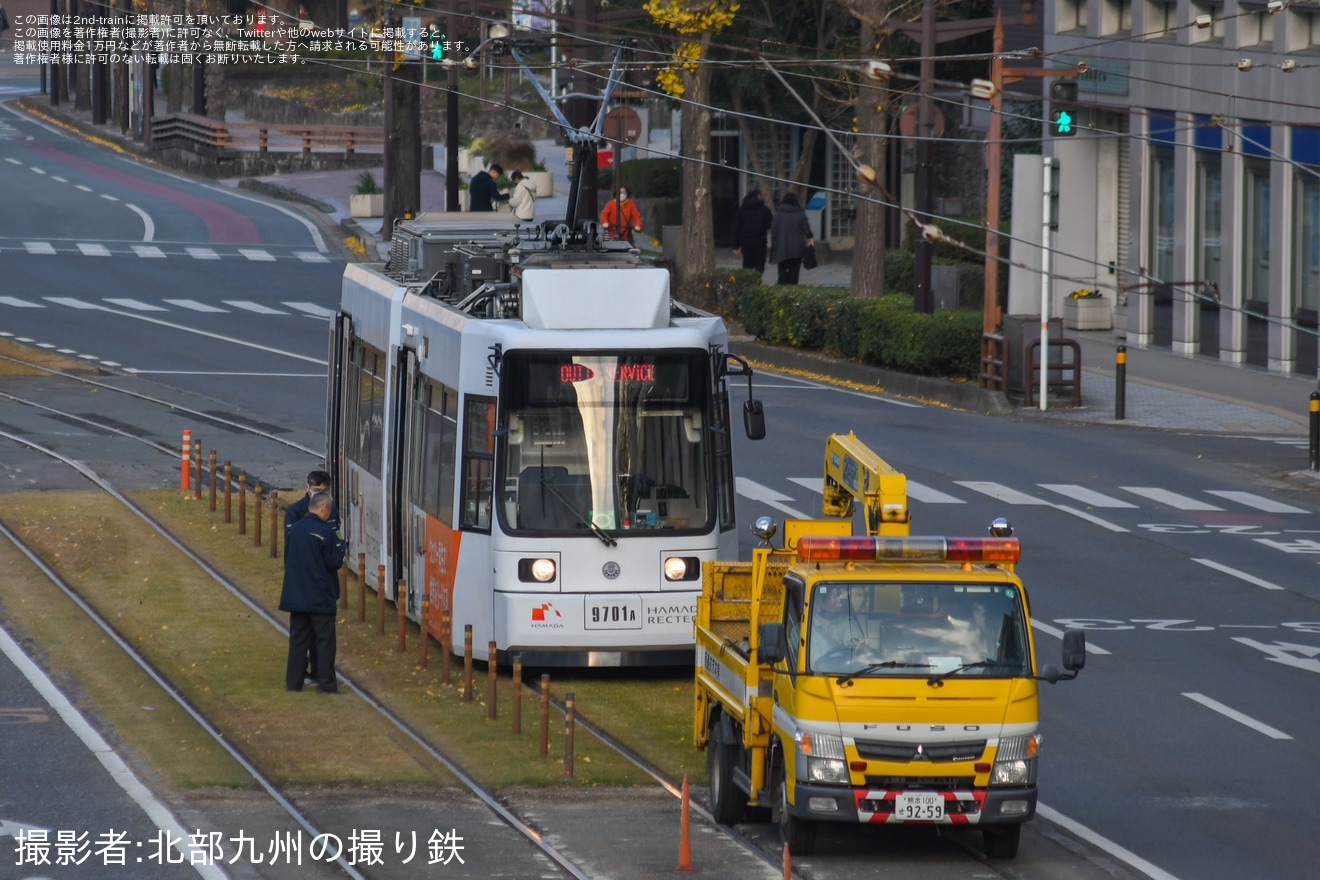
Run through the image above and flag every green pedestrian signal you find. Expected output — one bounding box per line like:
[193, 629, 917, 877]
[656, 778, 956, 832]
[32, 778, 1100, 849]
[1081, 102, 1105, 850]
[430, 32, 445, 61]
[1050, 109, 1076, 137]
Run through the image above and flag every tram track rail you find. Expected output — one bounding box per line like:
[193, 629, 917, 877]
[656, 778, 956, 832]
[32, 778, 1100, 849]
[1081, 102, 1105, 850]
[0, 377, 800, 880]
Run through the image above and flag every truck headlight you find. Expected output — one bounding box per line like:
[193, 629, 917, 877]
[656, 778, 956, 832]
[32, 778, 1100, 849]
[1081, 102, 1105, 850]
[796, 731, 849, 785]
[992, 733, 1039, 786]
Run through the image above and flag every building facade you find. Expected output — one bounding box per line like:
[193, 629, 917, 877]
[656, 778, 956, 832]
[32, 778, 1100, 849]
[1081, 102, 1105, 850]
[1043, 0, 1320, 374]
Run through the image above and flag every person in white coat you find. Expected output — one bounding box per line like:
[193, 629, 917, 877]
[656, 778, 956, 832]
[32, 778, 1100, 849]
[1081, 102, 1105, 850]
[507, 170, 538, 222]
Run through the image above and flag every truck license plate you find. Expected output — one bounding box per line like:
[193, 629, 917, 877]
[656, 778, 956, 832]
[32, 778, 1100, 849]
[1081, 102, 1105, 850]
[585, 595, 642, 630]
[894, 792, 944, 821]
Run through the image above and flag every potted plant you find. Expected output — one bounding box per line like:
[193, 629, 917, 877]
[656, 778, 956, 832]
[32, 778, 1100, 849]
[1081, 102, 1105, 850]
[349, 171, 384, 218]
[525, 160, 554, 198]
[1062, 288, 1111, 330]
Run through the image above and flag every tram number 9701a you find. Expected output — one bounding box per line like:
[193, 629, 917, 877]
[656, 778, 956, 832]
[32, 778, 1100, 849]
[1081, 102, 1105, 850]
[585, 598, 641, 630]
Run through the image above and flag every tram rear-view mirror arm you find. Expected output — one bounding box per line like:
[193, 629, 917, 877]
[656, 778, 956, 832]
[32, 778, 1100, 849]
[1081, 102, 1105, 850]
[721, 354, 766, 441]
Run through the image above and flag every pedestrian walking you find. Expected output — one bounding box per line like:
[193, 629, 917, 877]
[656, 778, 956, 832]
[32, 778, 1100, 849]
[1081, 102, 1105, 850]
[280, 492, 346, 694]
[769, 192, 815, 286]
[507, 170, 538, 222]
[600, 187, 643, 244]
[731, 188, 774, 274]
[468, 163, 509, 212]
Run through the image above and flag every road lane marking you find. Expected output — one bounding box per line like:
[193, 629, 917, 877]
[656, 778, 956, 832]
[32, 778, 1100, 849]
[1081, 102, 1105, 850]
[955, 481, 1050, 505]
[1053, 504, 1129, 532]
[186, 247, 220, 260]
[1035, 804, 1183, 880]
[1182, 693, 1292, 739]
[1039, 483, 1138, 508]
[238, 248, 276, 261]
[294, 250, 330, 263]
[1204, 491, 1308, 514]
[75, 184, 92, 192]
[735, 477, 809, 520]
[906, 480, 965, 504]
[165, 298, 228, 313]
[44, 297, 99, 309]
[2, 157, 19, 165]
[1192, 558, 1285, 591]
[23, 241, 56, 255]
[77, 243, 112, 257]
[99, 193, 119, 201]
[132, 245, 167, 258]
[225, 300, 287, 315]
[283, 302, 336, 317]
[0, 626, 226, 878]
[104, 298, 168, 312]
[125, 203, 155, 242]
[30, 166, 46, 175]
[1030, 620, 1112, 655]
[0, 297, 42, 308]
[1121, 487, 1222, 510]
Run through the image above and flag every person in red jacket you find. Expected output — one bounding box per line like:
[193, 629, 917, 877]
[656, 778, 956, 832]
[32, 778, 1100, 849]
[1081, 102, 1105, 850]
[600, 187, 643, 243]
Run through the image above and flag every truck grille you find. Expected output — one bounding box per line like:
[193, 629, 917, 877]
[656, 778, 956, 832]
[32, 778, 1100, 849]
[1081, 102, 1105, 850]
[854, 739, 986, 763]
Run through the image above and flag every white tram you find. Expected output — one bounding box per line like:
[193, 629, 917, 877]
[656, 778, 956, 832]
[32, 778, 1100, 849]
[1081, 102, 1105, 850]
[327, 215, 764, 665]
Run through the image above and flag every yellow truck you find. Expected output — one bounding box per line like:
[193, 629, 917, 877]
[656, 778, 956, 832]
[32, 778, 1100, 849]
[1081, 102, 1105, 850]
[693, 434, 1085, 858]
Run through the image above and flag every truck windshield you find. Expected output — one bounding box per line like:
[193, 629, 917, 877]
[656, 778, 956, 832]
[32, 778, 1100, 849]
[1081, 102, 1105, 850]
[499, 351, 712, 535]
[807, 583, 1030, 678]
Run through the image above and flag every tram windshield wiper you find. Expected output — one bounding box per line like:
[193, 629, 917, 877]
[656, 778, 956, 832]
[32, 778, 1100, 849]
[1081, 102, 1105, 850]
[537, 476, 617, 546]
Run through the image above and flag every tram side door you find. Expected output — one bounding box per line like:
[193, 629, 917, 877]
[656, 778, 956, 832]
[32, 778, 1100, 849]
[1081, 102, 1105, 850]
[401, 359, 428, 621]
[388, 344, 417, 607]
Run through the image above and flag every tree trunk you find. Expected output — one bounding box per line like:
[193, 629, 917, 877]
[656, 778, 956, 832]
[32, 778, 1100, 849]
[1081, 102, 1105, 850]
[850, 11, 888, 299]
[383, 62, 422, 239]
[679, 33, 715, 285]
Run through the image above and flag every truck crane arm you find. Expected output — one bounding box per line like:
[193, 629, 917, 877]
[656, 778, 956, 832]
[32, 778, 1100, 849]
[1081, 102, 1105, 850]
[822, 431, 911, 536]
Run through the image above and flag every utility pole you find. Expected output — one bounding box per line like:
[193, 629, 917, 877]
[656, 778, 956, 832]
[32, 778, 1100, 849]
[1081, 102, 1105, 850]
[383, 26, 422, 236]
[445, 13, 460, 212]
[913, 0, 936, 314]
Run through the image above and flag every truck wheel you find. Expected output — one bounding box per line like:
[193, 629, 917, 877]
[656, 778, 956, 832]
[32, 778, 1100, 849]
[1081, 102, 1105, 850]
[708, 740, 742, 825]
[774, 761, 817, 856]
[982, 824, 1021, 859]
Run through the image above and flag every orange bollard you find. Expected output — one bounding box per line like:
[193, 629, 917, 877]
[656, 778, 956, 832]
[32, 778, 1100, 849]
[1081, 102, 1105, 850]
[675, 774, 694, 872]
[180, 430, 191, 491]
[782, 841, 791, 880]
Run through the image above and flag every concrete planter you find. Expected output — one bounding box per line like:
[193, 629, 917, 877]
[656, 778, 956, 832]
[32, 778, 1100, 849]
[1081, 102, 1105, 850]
[1063, 297, 1111, 331]
[349, 193, 384, 218]
[525, 170, 553, 197]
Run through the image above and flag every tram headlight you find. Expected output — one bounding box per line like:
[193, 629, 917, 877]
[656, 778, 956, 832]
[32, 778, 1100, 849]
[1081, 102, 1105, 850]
[663, 556, 701, 581]
[518, 558, 557, 583]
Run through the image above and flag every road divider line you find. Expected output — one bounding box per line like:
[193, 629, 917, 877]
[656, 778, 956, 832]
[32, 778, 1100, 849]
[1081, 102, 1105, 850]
[1036, 803, 1183, 880]
[1053, 504, 1129, 533]
[1192, 558, 1285, 591]
[1031, 620, 1112, 654]
[125, 203, 155, 243]
[735, 477, 809, 520]
[1182, 692, 1292, 740]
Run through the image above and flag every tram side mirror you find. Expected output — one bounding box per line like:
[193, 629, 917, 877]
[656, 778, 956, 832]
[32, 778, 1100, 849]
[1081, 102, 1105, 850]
[758, 622, 786, 665]
[744, 399, 766, 440]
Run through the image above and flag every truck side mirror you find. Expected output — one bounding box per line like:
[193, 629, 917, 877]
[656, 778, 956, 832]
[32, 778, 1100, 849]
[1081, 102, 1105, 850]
[744, 400, 766, 440]
[758, 622, 786, 665]
[1062, 629, 1086, 672]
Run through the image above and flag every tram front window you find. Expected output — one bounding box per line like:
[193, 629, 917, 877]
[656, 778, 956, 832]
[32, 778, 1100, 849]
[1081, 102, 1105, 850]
[500, 352, 712, 535]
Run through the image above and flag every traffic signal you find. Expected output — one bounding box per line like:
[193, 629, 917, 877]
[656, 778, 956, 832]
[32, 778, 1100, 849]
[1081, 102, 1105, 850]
[428, 27, 445, 62]
[1049, 79, 1079, 137]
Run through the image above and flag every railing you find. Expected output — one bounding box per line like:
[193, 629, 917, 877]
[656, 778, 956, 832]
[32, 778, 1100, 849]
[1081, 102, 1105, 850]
[1023, 338, 1082, 407]
[979, 333, 1009, 392]
[151, 113, 383, 156]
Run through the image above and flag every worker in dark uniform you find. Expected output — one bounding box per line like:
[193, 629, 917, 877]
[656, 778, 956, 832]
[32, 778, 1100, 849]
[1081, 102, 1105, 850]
[285, 469, 340, 682]
[280, 492, 346, 693]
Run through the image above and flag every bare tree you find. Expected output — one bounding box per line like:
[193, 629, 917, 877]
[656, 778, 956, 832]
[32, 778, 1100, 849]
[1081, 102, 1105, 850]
[844, 0, 893, 298]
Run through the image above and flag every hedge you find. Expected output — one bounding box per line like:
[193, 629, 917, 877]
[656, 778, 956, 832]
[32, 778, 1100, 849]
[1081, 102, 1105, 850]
[739, 286, 981, 380]
[597, 159, 681, 198]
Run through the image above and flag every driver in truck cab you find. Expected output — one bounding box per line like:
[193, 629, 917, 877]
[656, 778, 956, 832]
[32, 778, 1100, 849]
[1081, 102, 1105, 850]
[809, 585, 881, 671]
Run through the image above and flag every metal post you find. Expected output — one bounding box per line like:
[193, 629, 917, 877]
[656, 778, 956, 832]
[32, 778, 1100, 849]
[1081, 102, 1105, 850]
[253, 483, 262, 547]
[1040, 156, 1055, 412]
[194, 445, 202, 501]
[1310, 391, 1319, 471]
[445, 13, 460, 212]
[208, 451, 217, 511]
[238, 473, 247, 534]
[1116, 345, 1127, 421]
[223, 461, 232, 522]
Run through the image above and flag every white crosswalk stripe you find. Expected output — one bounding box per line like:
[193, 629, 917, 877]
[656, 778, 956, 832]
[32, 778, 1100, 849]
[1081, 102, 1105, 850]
[224, 300, 288, 315]
[239, 248, 276, 262]
[23, 241, 56, 255]
[103, 298, 167, 312]
[0, 296, 42, 308]
[164, 299, 228, 313]
[1204, 490, 1308, 514]
[77, 243, 112, 257]
[954, 482, 1051, 505]
[1120, 487, 1223, 511]
[132, 245, 167, 258]
[43, 297, 98, 309]
[186, 247, 221, 260]
[1038, 484, 1138, 508]
[283, 302, 336, 317]
[5, 241, 337, 263]
[907, 480, 965, 504]
[294, 251, 330, 263]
